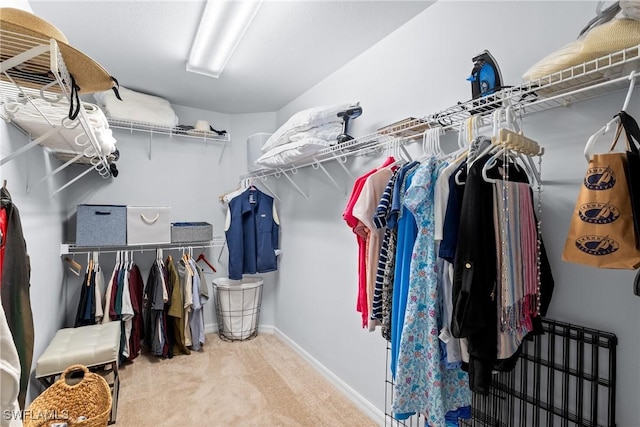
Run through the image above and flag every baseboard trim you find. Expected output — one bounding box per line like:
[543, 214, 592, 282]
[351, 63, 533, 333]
[272, 327, 385, 426]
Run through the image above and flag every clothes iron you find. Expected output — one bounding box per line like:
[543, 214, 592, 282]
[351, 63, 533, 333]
[468, 49, 503, 99]
[335, 104, 363, 145]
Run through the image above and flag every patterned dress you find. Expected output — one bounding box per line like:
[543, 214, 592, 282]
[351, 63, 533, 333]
[392, 158, 471, 426]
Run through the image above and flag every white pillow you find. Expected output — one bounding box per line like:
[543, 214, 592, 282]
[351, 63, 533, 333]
[94, 87, 179, 127]
[289, 122, 343, 143]
[255, 138, 331, 168]
[261, 103, 353, 152]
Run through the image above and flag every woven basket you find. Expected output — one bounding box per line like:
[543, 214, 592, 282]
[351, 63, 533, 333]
[24, 364, 112, 427]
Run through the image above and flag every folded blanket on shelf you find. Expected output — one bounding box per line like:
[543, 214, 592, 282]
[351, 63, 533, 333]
[93, 86, 179, 128]
[6, 97, 117, 157]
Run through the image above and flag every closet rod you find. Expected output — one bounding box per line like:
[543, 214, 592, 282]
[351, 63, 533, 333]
[60, 239, 225, 256]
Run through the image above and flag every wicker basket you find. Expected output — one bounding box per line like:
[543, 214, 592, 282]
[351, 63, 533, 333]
[25, 364, 112, 427]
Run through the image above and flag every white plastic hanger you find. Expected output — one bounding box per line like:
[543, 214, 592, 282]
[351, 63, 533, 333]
[481, 105, 543, 185]
[584, 71, 637, 162]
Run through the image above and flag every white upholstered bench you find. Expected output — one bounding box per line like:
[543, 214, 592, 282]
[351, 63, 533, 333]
[35, 321, 121, 424]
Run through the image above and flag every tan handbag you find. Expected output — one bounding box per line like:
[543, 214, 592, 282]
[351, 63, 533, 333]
[563, 124, 640, 269]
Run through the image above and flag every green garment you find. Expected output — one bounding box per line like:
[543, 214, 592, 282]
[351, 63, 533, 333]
[166, 256, 190, 356]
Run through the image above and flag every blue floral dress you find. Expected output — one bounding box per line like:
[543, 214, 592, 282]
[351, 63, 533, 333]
[392, 158, 471, 426]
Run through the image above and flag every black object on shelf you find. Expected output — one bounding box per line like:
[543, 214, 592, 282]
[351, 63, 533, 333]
[335, 104, 363, 145]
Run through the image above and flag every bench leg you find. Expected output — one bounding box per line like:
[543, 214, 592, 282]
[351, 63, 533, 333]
[108, 361, 119, 425]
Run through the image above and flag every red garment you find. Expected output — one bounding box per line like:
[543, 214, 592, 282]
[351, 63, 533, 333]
[0, 207, 6, 288]
[126, 265, 145, 361]
[343, 157, 395, 327]
[109, 268, 120, 320]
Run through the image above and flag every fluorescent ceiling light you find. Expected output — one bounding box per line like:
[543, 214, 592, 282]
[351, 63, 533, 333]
[187, 0, 263, 78]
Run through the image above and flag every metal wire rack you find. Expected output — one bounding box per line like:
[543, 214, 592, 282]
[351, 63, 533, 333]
[0, 30, 114, 195]
[59, 235, 226, 255]
[241, 43, 640, 188]
[384, 318, 617, 427]
[107, 117, 231, 163]
[106, 117, 230, 143]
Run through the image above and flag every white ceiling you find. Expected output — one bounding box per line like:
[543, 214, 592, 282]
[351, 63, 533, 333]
[29, 1, 433, 114]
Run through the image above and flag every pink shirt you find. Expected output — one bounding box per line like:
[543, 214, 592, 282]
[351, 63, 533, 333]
[352, 168, 393, 331]
[343, 157, 395, 327]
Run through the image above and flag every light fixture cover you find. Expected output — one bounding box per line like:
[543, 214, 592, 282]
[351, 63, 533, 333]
[187, 0, 263, 78]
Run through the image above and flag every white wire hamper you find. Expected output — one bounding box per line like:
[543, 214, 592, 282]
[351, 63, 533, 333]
[212, 277, 263, 341]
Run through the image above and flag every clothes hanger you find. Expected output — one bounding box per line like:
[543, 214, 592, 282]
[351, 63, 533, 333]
[415, 128, 444, 163]
[196, 252, 217, 272]
[476, 105, 538, 184]
[454, 113, 496, 185]
[584, 71, 637, 162]
[86, 255, 94, 286]
[64, 256, 82, 276]
[447, 117, 480, 164]
[220, 180, 248, 204]
[482, 129, 542, 185]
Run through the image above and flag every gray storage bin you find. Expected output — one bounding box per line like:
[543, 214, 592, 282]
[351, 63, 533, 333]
[171, 222, 213, 243]
[76, 204, 127, 247]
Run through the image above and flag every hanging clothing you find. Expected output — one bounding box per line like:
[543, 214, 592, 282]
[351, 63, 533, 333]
[94, 265, 105, 324]
[0, 187, 33, 410]
[451, 154, 554, 394]
[121, 264, 135, 358]
[166, 255, 190, 356]
[344, 157, 395, 327]
[144, 260, 168, 356]
[75, 266, 96, 327]
[0, 207, 7, 288]
[389, 161, 420, 379]
[352, 167, 394, 331]
[127, 264, 144, 361]
[102, 261, 117, 324]
[179, 256, 194, 348]
[0, 302, 22, 427]
[225, 188, 279, 280]
[188, 259, 207, 351]
[392, 158, 471, 425]
[372, 169, 399, 335]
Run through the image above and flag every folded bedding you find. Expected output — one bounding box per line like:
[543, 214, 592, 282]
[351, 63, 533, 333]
[288, 122, 342, 143]
[255, 137, 332, 168]
[93, 86, 179, 127]
[6, 97, 117, 156]
[261, 103, 353, 152]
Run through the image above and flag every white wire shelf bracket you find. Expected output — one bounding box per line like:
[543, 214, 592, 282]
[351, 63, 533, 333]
[0, 30, 114, 195]
[240, 43, 640, 188]
[107, 117, 231, 164]
[60, 235, 226, 255]
[241, 132, 401, 186]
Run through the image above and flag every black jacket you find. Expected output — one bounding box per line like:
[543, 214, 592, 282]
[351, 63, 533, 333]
[451, 155, 554, 394]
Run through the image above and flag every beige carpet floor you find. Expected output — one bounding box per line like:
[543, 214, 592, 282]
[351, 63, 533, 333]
[116, 333, 377, 427]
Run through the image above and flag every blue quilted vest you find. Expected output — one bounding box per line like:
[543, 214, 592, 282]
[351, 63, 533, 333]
[226, 188, 279, 280]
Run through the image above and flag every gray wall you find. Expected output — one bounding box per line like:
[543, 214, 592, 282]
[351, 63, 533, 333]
[60, 106, 278, 329]
[0, 121, 69, 403]
[2, 99, 277, 402]
[272, 1, 639, 425]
